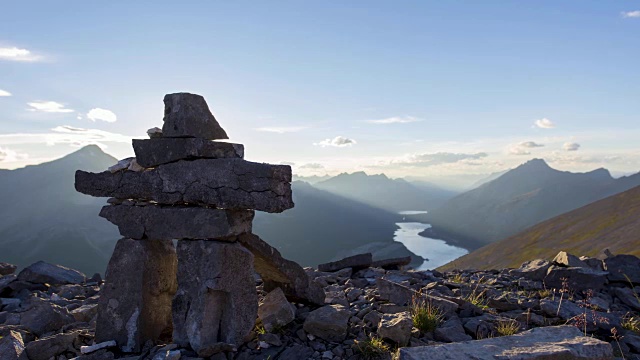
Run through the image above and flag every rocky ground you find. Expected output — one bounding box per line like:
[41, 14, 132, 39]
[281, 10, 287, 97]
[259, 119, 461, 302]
[1, 251, 640, 360]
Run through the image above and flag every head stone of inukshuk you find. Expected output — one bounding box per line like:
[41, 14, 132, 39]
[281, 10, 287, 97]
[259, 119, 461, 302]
[75, 93, 295, 355]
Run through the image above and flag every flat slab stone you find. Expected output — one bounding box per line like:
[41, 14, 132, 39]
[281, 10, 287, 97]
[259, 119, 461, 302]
[318, 253, 373, 272]
[99, 205, 253, 240]
[132, 138, 244, 168]
[96, 238, 177, 353]
[238, 233, 325, 305]
[18, 261, 86, 285]
[398, 326, 613, 360]
[75, 158, 293, 213]
[173, 240, 257, 355]
[371, 256, 412, 270]
[162, 93, 228, 140]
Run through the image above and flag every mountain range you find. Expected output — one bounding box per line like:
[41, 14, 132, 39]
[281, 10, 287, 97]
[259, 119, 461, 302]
[439, 184, 640, 270]
[424, 159, 640, 249]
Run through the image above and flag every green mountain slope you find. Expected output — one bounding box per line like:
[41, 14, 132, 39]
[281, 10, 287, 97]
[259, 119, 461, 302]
[439, 185, 640, 271]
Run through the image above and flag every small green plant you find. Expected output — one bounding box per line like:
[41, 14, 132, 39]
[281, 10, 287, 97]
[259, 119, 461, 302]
[450, 273, 464, 283]
[411, 296, 444, 333]
[537, 289, 552, 298]
[354, 336, 390, 359]
[464, 282, 489, 309]
[495, 318, 520, 337]
[622, 312, 640, 333]
[255, 323, 267, 335]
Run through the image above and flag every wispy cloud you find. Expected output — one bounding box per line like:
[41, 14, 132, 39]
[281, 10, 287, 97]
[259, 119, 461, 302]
[87, 108, 117, 123]
[0, 89, 11, 97]
[519, 141, 544, 148]
[509, 141, 544, 155]
[563, 142, 581, 151]
[534, 118, 555, 129]
[255, 126, 307, 134]
[380, 152, 489, 167]
[0, 125, 131, 149]
[364, 116, 421, 124]
[621, 10, 640, 18]
[0, 146, 29, 162]
[0, 47, 42, 62]
[299, 163, 325, 169]
[28, 101, 74, 113]
[315, 136, 357, 147]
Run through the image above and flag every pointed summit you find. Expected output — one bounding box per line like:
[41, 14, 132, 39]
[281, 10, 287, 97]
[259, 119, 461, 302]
[162, 92, 229, 140]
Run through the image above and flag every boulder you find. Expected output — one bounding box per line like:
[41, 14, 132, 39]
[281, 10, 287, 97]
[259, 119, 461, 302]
[0, 263, 17, 276]
[0, 274, 16, 295]
[544, 265, 608, 291]
[318, 253, 373, 272]
[303, 305, 350, 342]
[371, 256, 412, 270]
[81, 341, 116, 354]
[603, 254, 640, 284]
[96, 238, 177, 353]
[71, 304, 99, 322]
[147, 127, 162, 138]
[612, 287, 640, 311]
[25, 331, 79, 360]
[377, 311, 413, 346]
[75, 158, 293, 213]
[17, 261, 86, 285]
[434, 317, 473, 343]
[278, 344, 314, 360]
[162, 92, 228, 139]
[133, 138, 243, 167]
[377, 277, 458, 313]
[258, 287, 295, 332]
[539, 299, 618, 332]
[553, 251, 588, 268]
[238, 233, 324, 305]
[99, 205, 253, 240]
[398, 326, 614, 360]
[509, 259, 551, 281]
[0, 330, 25, 360]
[172, 240, 257, 354]
[19, 297, 75, 336]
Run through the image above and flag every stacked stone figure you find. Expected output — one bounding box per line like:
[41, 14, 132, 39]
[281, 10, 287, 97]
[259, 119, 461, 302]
[75, 93, 323, 356]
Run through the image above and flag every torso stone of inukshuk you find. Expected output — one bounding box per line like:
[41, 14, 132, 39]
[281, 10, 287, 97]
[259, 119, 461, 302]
[74, 92, 296, 354]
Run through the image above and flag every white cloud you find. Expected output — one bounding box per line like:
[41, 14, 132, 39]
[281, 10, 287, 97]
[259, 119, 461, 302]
[87, 108, 117, 123]
[519, 141, 544, 148]
[299, 163, 325, 169]
[383, 152, 489, 167]
[509, 141, 544, 155]
[28, 101, 74, 113]
[0, 47, 42, 62]
[0, 89, 11, 97]
[315, 136, 357, 147]
[534, 118, 555, 129]
[0, 146, 29, 162]
[563, 142, 581, 151]
[0, 125, 131, 149]
[255, 126, 307, 133]
[621, 10, 640, 18]
[364, 116, 421, 124]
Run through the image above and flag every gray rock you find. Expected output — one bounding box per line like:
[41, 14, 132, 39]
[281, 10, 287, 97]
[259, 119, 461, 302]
[278, 344, 314, 360]
[25, 331, 79, 360]
[0, 330, 25, 360]
[258, 287, 295, 332]
[603, 254, 640, 284]
[579, 256, 604, 271]
[553, 251, 588, 268]
[19, 297, 75, 336]
[0, 274, 16, 294]
[509, 259, 551, 281]
[371, 256, 412, 270]
[96, 238, 177, 353]
[377, 277, 458, 314]
[172, 240, 257, 353]
[539, 298, 618, 332]
[75, 158, 293, 213]
[434, 317, 472, 343]
[71, 303, 99, 322]
[398, 326, 614, 360]
[100, 205, 254, 240]
[162, 92, 228, 139]
[377, 311, 413, 346]
[544, 266, 608, 291]
[238, 233, 325, 305]
[303, 305, 350, 342]
[612, 287, 640, 311]
[133, 138, 243, 167]
[318, 253, 372, 272]
[147, 127, 162, 138]
[0, 263, 17, 276]
[17, 261, 86, 285]
[108, 157, 135, 173]
[81, 340, 117, 354]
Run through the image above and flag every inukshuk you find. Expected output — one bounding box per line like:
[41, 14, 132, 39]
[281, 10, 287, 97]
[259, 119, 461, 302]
[75, 93, 319, 356]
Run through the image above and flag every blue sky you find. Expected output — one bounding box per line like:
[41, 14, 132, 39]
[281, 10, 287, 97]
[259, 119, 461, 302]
[1, 1, 639, 183]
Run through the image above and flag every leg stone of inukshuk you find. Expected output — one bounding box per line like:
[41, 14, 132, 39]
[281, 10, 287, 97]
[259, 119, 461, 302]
[172, 240, 258, 357]
[96, 238, 177, 353]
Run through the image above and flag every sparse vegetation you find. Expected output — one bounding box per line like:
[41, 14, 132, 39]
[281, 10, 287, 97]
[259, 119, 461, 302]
[495, 318, 520, 337]
[622, 313, 640, 333]
[354, 336, 391, 359]
[450, 273, 465, 283]
[411, 296, 444, 333]
[464, 282, 489, 309]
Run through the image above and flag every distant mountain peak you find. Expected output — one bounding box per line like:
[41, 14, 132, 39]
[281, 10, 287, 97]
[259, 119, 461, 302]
[520, 158, 551, 170]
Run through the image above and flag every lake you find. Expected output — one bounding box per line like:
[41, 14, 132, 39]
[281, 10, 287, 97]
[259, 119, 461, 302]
[393, 219, 468, 270]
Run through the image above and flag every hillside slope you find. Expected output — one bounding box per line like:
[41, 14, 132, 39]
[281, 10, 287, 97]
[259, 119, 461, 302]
[439, 185, 640, 271]
[425, 159, 640, 248]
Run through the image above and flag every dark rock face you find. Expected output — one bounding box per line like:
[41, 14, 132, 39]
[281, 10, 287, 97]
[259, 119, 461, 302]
[99, 205, 254, 240]
[371, 256, 412, 270]
[19, 297, 75, 336]
[318, 253, 373, 272]
[0, 330, 25, 359]
[302, 305, 350, 342]
[162, 93, 228, 140]
[603, 254, 640, 284]
[17, 261, 86, 285]
[132, 138, 243, 168]
[0, 262, 17, 276]
[544, 266, 608, 291]
[172, 240, 257, 355]
[238, 233, 325, 305]
[96, 238, 177, 353]
[509, 259, 551, 281]
[25, 332, 79, 360]
[75, 158, 293, 213]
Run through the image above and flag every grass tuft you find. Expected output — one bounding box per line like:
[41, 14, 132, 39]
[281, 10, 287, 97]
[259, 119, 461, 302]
[622, 312, 640, 333]
[354, 336, 390, 359]
[411, 296, 444, 333]
[495, 318, 520, 337]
